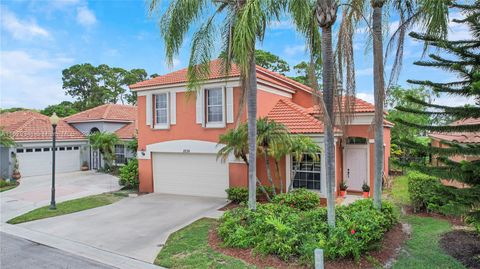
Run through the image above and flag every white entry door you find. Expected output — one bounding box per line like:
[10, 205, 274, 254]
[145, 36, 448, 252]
[344, 146, 368, 191]
[152, 152, 228, 198]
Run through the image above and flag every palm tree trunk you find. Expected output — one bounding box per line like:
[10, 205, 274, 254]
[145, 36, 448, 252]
[264, 151, 277, 195]
[322, 24, 336, 228]
[275, 160, 283, 193]
[372, 1, 385, 210]
[247, 51, 258, 211]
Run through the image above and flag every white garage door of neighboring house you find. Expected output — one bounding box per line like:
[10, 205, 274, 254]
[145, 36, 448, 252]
[16, 146, 81, 177]
[152, 152, 228, 198]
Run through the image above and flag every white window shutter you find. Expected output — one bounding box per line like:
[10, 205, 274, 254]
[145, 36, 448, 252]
[146, 94, 152, 126]
[226, 87, 234, 123]
[196, 90, 204, 124]
[170, 91, 176, 125]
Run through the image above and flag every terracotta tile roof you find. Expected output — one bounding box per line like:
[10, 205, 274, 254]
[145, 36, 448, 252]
[0, 111, 85, 141]
[429, 117, 480, 144]
[65, 104, 137, 123]
[267, 99, 332, 134]
[114, 121, 137, 139]
[306, 96, 376, 114]
[129, 59, 311, 94]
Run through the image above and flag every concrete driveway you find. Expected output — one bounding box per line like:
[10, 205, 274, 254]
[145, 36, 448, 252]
[1, 171, 120, 222]
[18, 194, 226, 262]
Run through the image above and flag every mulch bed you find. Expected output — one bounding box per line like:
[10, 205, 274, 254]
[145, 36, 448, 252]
[208, 222, 408, 269]
[439, 230, 480, 269]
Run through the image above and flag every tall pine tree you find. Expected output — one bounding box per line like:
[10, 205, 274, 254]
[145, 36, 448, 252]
[395, 1, 480, 186]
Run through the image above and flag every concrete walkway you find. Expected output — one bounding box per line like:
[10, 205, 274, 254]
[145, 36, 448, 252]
[1, 171, 120, 222]
[17, 193, 227, 263]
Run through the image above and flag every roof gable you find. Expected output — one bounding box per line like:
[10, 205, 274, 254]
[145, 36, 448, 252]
[65, 104, 137, 123]
[267, 99, 325, 134]
[0, 111, 85, 141]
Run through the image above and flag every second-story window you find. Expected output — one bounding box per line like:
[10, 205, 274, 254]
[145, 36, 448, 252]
[206, 88, 223, 123]
[155, 93, 168, 126]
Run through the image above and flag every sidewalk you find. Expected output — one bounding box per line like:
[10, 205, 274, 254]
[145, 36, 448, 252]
[0, 223, 165, 269]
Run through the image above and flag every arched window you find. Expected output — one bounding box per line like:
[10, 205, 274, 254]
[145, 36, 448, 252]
[89, 127, 100, 134]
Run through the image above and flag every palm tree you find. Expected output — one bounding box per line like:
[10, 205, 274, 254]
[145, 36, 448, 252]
[150, 0, 285, 211]
[341, 0, 451, 209]
[0, 129, 15, 147]
[88, 132, 120, 170]
[288, 0, 338, 227]
[218, 124, 249, 165]
[256, 117, 290, 195]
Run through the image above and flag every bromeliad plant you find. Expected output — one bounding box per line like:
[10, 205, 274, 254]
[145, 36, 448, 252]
[362, 182, 370, 198]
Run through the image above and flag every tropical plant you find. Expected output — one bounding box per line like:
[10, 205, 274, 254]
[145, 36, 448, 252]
[256, 117, 290, 195]
[362, 182, 370, 192]
[119, 159, 139, 189]
[0, 129, 15, 147]
[88, 132, 120, 169]
[287, 135, 321, 192]
[339, 181, 348, 191]
[151, 0, 286, 211]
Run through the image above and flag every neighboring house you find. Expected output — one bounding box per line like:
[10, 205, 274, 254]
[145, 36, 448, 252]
[64, 104, 137, 169]
[429, 117, 479, 188]
[129, 59, 392, 198]
[0, 104, 137, 179]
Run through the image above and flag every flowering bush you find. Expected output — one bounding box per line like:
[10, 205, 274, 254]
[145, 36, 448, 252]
[218, 199, 397, 264]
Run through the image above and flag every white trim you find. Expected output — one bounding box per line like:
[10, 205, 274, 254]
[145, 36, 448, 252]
[170, 91, 176, 125]
[258, 85, 293, 98]
[135, 78, 241, 94]
[146, 139, 225, 154]
[226, 87, 234, 123]
[196, 90, 204, 124]
[146, 94, 152, 126]
[257, 79, 295, 94]
[285, 154, 291, 192]
[66, 119, 133, 124]
[369, 139, 375, 143]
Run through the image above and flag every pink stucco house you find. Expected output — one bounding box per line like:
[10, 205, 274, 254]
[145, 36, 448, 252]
[129, 59, 392, 198]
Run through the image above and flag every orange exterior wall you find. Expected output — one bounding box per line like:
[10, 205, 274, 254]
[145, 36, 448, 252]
[229, 163, 248, 187]
[256, 155, 287, 193]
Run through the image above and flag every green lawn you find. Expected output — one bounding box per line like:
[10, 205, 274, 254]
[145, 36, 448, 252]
[0, 180, 18, 192]
[385, 175, 410, 206]
[393, 216, 466, 269]
[7, 192, 124, 224]
[155, 218, 256, 269]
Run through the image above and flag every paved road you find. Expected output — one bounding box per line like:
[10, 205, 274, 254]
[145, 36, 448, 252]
[0, 232, 117, 269]
[1, 171, 120, 222]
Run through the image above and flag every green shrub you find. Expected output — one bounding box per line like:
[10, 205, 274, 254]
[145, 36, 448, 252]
[407, 171, 480, 233]
[272, 188, 320, 211]
[225, 187, 249, 204]
[218, 199, 397, 263]
[119, 159, 138, 189]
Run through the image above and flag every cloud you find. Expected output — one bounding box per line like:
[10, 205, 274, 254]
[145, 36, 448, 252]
[164, 57, 181, 71]
[0, 50, 75, 109]
[356, 92, 374, 104]
[1, 8, 50, 40]
[268, 19, 294, 30]
[76, 6, 97, 27]
[356, 67, 373, 76]
[283, 45, 305, 57]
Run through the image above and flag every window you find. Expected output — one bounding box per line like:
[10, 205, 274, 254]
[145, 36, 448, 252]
[155, 93, 169, 125]
[347, 137, 367, 144]
[26, 148, 33, 153]
[115, 144, 126, 164]
[292, 154, 321, 191]
[59, 147, 65, 151]
[73, 146, 79, 150]
[16, 148, 24, 153]
[206, 88, 223, 123]
[35, 148, 42, 152]
[43, 148, 50, 152]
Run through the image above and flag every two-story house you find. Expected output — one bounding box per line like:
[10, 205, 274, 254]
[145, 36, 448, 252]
[130, 59, 392, 198]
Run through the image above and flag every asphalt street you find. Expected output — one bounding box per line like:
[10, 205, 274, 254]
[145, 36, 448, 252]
[0, 232, 117, 269]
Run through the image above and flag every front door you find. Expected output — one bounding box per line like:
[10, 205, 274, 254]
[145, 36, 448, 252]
[344, 146, 368, 191]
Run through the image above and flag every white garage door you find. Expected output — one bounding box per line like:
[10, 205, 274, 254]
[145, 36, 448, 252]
[152, 152, 228, 198]
[16, 146, 81, 177]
